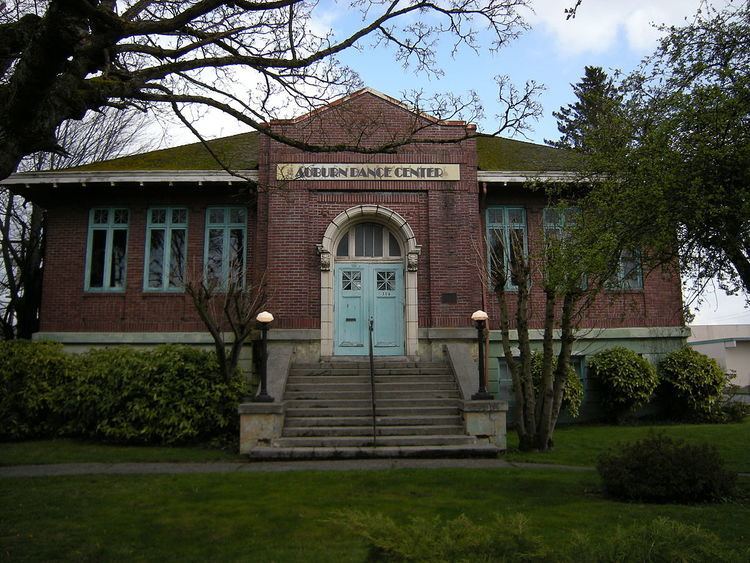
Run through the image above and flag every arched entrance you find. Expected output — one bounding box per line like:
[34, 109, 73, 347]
[317, 206, 420, 357]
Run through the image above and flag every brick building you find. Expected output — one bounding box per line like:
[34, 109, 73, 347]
[5, 89, 688, 456]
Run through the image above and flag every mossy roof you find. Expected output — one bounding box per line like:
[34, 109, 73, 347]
[475, 135, 578, 171]
[72, 130, 574, 173]
[75, 131, 260, 171]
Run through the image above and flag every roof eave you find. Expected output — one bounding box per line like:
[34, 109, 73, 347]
[1, 169, 259, 188]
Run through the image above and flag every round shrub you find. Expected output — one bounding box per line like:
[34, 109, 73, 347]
[597, 433, 736, 503]
[0, 340, 71, 440]
[62, 345, 247, 444]
[588, 347, 657, 421]
[530, 352, 583, 418]
[658, 347, 727, 420]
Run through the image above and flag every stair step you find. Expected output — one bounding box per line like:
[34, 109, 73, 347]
[244, 443, 502, 460]
[286, 375, 455, 385]
[288, 367, 452, 376]
[276, 434, 477, 448]
[285, 405, 461, 417]
[283, 425, 465, 438]
[285, 398, 460, 409]
[284, 390, 459, 401]
[285, 415, 463, 427]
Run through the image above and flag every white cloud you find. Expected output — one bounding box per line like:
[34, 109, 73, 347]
[529, 0, 730, 56]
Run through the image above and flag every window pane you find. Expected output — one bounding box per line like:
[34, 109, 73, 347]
[172, 209, 187, 225]
[229, 208, 245, 224]
[93, 209, 108, 225]
[372, 224, 383, 256]
[148, 229, 165, 288]
[388, 232, 401, 256]
[487, 208, 505, 225]
[229, 228, 245, 284]
[169, 229, 186, 288]
[354, 224, 365, 256]
[208, 208, 224, 224]
[151, 209, 166, 224]
[336, 235, 349, 257]
[543, 208, 561, 227]
[508, 209, 524, 226]
[114, 209, 129, 225]
[207, 229, 224, 284]
[89, 229, 107, 287]
[109, 229, 127, 287]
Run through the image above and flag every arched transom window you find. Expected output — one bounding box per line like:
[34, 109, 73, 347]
[336, 222, 402, 259]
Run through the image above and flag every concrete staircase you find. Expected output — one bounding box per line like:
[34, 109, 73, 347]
[248, 358, 500, 459]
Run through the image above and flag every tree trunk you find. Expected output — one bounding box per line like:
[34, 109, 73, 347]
[535, 287, 558, 450]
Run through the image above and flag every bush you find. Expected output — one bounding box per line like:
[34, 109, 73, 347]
[530, 352, 583, 418]
[62, 345, 247, 444]
[588, 347, 657, 421]
[568, 517, 747, 562]
[0, 340, 71, 440]
[658, 347, 728, 420]
[335, 511, 549, 562]
[1, 341, 247, 445]
[597, 433, 736, 503]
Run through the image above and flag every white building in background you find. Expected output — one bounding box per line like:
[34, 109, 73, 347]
[689, 325, 750, 393]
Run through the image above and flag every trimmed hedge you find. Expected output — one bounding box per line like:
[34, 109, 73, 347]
[0, 342, 247, 445]
[597, 433, 736, 503]
[0, 341, 70, 440]
[658, 347, 728, 420]
[588, 347, 658, 421]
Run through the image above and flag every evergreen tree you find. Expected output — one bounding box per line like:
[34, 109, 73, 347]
[546, 66, 621, 152]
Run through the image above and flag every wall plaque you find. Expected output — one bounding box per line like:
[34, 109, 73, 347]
[277, 163, 460, 181]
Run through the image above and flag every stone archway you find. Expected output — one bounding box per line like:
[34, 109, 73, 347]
[317, 205, 421, 357]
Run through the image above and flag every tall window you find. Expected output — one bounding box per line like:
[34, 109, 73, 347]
[145, 207, 187, 291]
[610, 249, 643, 290]
[335, 222, 402, 259]
[204, 207, 247, 288]
[486, 206, 527, 289]
[86, 208, 129, 291]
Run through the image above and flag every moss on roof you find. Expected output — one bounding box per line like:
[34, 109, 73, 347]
[476, 135, 579, 171]
[75, 131, 259, 171]
[72, 130, 573, 173]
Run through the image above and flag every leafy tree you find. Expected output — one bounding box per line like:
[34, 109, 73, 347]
[579, 1, 750, 299]
[486, 200, 617, 451]
[0, 0, 542, 183]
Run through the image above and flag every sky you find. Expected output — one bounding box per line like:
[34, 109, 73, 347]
[170, 0, 748, 325]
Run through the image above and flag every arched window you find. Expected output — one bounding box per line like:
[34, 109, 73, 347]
[335, 222, 402, 259]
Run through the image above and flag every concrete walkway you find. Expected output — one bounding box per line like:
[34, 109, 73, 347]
[0, 458, 595, 478]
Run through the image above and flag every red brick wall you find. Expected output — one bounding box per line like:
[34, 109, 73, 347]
[482, 188, 684, 330]
[39, 189, 256, 332]
[38, 91, 683, 334]
[260, 91, 483, 329]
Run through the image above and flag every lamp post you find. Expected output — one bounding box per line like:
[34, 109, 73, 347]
[253, 311, 274, 402]
[471, 310, 494, 400]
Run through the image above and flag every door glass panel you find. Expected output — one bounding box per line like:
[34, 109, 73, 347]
[377, 271, 395, 291]
[342, 270, 361, 291]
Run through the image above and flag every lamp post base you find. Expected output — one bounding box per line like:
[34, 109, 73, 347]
[471, 391, 495, 401]
[252, 394, 275, 403]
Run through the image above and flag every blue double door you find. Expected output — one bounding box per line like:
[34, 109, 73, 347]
[334, 263, 404, 356]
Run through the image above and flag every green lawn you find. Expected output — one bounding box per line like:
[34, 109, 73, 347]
[505, 418, 750, 472]
[0, 439, 243, 466]
[1, 468, 748, 561]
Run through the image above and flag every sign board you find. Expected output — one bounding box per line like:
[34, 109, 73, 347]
[277, 163, 460, 181]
